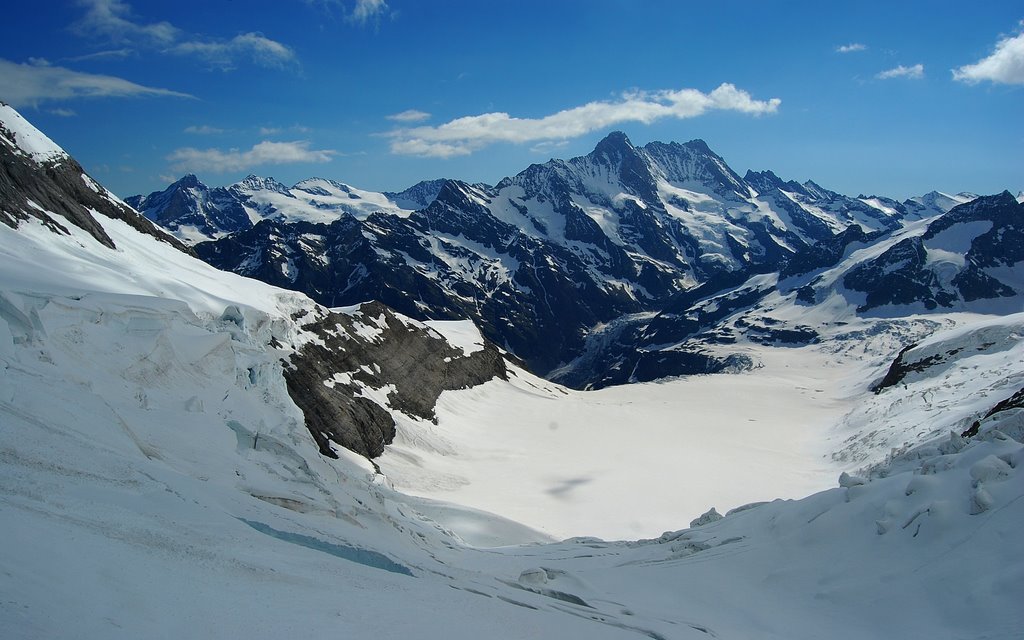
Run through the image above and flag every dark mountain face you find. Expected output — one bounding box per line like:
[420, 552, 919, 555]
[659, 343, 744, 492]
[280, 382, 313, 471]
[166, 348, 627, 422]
[843, 193, 1022, 311]
[383, 178, 447, 210]
[126, 174, 253, 240]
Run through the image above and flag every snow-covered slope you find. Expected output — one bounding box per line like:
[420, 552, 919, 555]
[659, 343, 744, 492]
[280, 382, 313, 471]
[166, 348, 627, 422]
[0, 103, 68, 164]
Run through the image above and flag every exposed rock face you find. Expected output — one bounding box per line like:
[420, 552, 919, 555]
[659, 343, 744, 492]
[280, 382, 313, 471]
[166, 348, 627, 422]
[284, 302, 508, 459]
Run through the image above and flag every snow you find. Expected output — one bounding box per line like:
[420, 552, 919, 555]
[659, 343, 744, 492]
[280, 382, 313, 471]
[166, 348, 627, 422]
[379, 347, 845, 541]
[423, 319, 485, 355]
[926, 219, 992, 254]
[0, 103, 68, 164]
[4, 263, 1021, 638]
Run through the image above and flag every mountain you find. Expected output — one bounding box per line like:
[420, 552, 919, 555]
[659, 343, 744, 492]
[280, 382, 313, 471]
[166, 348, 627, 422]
[3, 103, 1023, 640]
[383, 177, 447, 209]
[841, 191, 1023, 310]
[1, 103, 508, 464]
[124, 173, 253, 243]
[133, 131, 1004, 387]
[1, 103, 187, 254]
[125, 173, 419, 243]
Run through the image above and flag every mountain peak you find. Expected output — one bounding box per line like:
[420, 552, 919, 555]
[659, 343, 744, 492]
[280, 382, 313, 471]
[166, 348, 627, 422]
[682, 138, 713, 154]
[0, 103, 69, 165]
[235, 174, 292, 195]
[592, 130, 637, 158]
[744, 169, 785, 194]
[175, 173, 205, 189]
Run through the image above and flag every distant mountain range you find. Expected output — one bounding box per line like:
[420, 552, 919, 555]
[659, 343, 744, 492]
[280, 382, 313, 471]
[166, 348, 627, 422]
[126, 131, 1021, 387]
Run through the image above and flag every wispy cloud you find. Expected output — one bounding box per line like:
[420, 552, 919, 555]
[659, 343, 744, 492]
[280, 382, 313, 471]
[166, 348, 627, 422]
[349, 0, 389, 24]
[836, 43, 867, 54]
[0, 58, 193, 107]
[167, 140, 337, 172]
[387, 109, 431, 123]
[386, 83, 781, 158]
[48, 108, 78, 117]
[953, 22, 1024, 85]
[65, 48, 134, 63]
[184, 125, 225, 135]
[72, 0, 296, 70]
[876, 63, 924, 80]
[530, 140, 569, 155]
[258, 124, 311, 136]
[169, 32, 297, 70]
[73, 0, 179, 45]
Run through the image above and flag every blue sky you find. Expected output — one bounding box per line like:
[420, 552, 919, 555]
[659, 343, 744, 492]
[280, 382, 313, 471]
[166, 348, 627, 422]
[1, 0, 1021, 199]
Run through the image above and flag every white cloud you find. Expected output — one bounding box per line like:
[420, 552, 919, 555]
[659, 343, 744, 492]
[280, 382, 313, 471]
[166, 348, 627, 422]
[258, 124, 311, 136]
[170, 33, 297, 70]
[386, 83, 781, 158]
[387, 109, 431, 123]
[0, 58, 193, 107]
[66, 48, 134, 62]
[73, 0, 179, 45]
[530, 140, 569, 155]
[48, 108, 78, 117]
[876, 63, 924, 80]
[836, 43, 867, 53]
[953, 23, 1024, 85]
[350, 0, 389, 24]
[73, 0, 296, 70]
[184, 125, 224, 135]
[167, 140, 337, 172]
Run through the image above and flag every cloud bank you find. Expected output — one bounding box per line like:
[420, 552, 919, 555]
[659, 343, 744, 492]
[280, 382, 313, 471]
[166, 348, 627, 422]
[387, 83, 781, 158]
[0, 58, 193, 107]
[167, 140, 337, 172]
[953, 24, 1024, 85]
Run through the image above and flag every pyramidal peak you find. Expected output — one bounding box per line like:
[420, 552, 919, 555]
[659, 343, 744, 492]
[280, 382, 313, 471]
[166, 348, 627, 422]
[589, 130, 640, 162]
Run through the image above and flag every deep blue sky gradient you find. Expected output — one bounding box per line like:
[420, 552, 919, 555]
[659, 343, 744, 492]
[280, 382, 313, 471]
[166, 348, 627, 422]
[1, 0, 1021, 199]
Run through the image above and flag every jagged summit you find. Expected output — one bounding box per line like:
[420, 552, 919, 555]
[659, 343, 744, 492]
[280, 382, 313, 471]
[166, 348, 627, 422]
[175, 173, 204, 188]
[590, 130, 637, 158]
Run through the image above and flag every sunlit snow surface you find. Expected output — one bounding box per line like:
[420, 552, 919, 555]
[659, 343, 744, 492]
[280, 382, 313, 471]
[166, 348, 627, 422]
[0, 104, 68, 164]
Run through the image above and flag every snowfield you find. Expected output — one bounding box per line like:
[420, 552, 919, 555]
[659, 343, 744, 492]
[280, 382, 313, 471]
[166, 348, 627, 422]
[2, 106, 1023, 639]
[380, 346, 847, 541]
[3, 210, 1022, 639]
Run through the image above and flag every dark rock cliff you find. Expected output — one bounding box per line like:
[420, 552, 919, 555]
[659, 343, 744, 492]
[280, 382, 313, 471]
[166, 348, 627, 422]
[284, 301, 508, 459]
